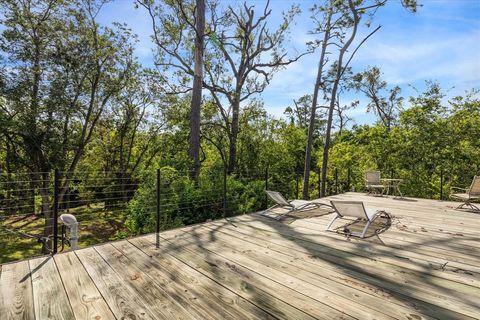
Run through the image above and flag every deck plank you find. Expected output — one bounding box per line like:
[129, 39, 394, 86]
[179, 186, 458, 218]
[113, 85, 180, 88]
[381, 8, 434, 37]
[231, 214, 480, 287]
[199, 222, 480, 319]
[75, 247, 157, 320]
[29, 257, 75, 320]
[158, 222, 478, 319]
[54, 251, 115, 320]
[332, 193, 480, 233]
[155, 229, 405, 319]
[202, 218, 480, 303]
[135, 236, 340, 320]
[94, 243, 196, 319]
[278, 215, 480, 272]
[293, 215, 480, 265]
[0, 261, 34, 320]
[115, 238, 273, 319]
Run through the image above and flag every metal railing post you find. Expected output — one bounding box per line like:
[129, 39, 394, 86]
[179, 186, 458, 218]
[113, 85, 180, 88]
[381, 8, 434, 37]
[347, 167, 351, 192]
[440, 168, 444, 200]
[317, 167, 321, 198]
[264, 167, 269, 209]
[223, 166, 227, 218]
[53, 169, 59, 254]
[156, 169, 160, 248]
[295, 171, 299, 199]
[334, 168, 339, 194]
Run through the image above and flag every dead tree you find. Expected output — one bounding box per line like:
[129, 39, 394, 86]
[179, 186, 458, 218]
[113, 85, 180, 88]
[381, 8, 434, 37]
[188, 0, 205, 179]
[204, 0, 310, 173]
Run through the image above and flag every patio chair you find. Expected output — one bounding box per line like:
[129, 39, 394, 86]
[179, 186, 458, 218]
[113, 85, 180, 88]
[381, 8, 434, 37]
[450, 176, 480, 211]
[365, 171, 385, 195]
[325, 200, 390, 238]
[262, 190, 332, 220]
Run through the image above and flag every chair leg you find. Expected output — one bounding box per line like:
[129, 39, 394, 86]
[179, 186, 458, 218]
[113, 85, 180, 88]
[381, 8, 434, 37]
[274, 203, 321, 220]
[274, 208, 294, 220]
[455, 202, 480, 211]
[396, 185, 403, 198]
[325, 213, 340, 231]
[261, 204, 279, 216]
[464, 202, 480, 211]
[360, 220, 373, 238]
[360, 211, 385, 238]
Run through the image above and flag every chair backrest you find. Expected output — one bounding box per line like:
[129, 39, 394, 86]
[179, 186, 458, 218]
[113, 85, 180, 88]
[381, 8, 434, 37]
[330, 200, 368, 220]
[265, 190, 291, 207]
[365, 171, 381, 185]
[468, 176, 480, 196]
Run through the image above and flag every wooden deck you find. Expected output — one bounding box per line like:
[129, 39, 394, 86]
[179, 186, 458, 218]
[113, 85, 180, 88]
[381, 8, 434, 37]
[1, 192, 480, 319]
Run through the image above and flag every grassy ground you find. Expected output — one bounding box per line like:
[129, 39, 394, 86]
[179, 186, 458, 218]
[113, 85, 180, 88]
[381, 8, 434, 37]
[0, 202, 129, 264]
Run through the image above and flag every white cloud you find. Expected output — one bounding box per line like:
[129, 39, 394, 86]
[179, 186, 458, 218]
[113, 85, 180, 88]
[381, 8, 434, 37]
[355, 30, 480, 86]
[96, 0, 480, 126]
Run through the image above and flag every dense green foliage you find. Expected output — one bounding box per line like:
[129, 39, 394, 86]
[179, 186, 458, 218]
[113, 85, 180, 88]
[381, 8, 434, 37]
[328, 86, 480, 198]
[123, 84, 479, 236]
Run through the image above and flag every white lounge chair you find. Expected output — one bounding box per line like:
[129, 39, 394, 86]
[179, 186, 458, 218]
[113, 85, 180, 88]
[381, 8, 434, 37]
[325, 200, 389, 238]
[450, 176, 480, 211]
[262, 190, 332, 220]
[365, 171, 385, 195]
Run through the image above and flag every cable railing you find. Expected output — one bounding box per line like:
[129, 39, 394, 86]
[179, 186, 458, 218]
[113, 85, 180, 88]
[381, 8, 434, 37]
[1, 165, 474, 264]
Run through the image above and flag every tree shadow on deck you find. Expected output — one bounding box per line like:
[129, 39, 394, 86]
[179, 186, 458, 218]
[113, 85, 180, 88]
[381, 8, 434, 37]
[232, 211, 480, 319]
[122, 201, 479, 319]
[20, 255, 49, 282]
[137, 222, 286, 319]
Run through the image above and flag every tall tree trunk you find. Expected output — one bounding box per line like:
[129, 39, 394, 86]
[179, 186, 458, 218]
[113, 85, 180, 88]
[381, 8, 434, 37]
[320, 84, 339, 197]
[188, 0, 205, 179]
[320, 0, 359, 197]
[302, 10, 331, 200]
[228, 98, 240, 173]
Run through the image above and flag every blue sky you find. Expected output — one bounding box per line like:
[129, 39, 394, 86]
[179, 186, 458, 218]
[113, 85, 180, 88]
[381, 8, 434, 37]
[99, 0, 480, 125]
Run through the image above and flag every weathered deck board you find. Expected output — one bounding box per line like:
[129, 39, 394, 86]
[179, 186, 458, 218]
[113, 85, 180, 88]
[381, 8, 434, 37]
[251, 215, 480, 274]
[158, 218, 478, 318]
[118, 238, 273, 319]
[0, 261, 34, 320]
[94, 243, 194, 319]
[203, 218, 480, 303]
[54, 252, 115, 320]
[136, 236, 329, 320]
[29, 257, 75, 320]
[156, 228, 404, 319]
[231, 214, 480, 287]
[1, 192, 479, 319]
[211, 215, 480, 317]
[75, 247, 157, 320]
[200, 221, 480, 318]
[293, 215, 480, 266]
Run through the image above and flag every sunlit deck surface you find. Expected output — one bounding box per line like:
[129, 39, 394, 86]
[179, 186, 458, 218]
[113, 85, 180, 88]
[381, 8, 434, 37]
[1, 192, 480, 319]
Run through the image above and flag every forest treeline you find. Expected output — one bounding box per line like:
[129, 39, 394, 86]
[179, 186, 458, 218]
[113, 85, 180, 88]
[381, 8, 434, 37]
[0, 0, 479, 250]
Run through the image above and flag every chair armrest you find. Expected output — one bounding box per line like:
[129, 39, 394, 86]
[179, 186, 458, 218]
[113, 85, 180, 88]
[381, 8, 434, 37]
[450, 186, 467, 193]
